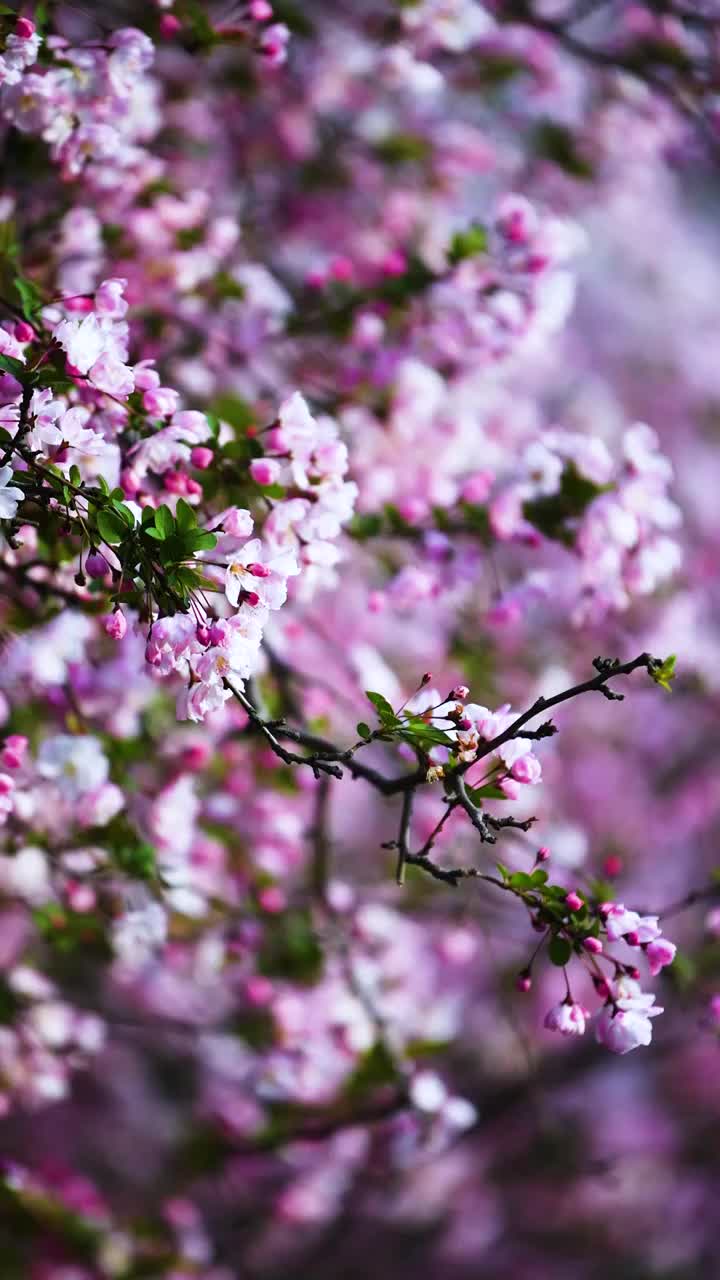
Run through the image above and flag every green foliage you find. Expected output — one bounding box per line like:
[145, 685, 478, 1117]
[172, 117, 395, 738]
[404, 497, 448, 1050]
[523, 464, 612, 545]
[344, 1041, 398, 1098]
[374, 132, 431, 166]
[365, 690, 397, 725]
[447, 222, 489, 265]
[258, 910, 324, 984]
[466, 782, 506, 803]
[12, 272, 43, 321]
[648, 654, 677, 693]
[364, 689, 456, 753]
[115, 841, 157, 881]
[534, 121, 594, 180]
[548, 935, 572, 967]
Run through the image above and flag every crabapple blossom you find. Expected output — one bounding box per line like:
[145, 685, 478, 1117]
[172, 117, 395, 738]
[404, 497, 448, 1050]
[0, 1, 716, 1274]
[544, 1001, 588, 1037]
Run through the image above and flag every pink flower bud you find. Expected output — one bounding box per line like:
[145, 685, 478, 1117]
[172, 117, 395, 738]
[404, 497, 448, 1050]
[565, 891, 583, 912]
[13, 320, 35, 343]
[330, 256, 354, 283]
[64, 296, 94, 313]
[103, 610, 127, 641]
[457, 717, 473, 731]
[249, 458, 280, 486]
[450, 685, 469, 700]
[1, 735, 27, 769]
[305, 266, 327, 289]
[67, 882, 96, 913]
[516, 973, 532, 993]
[381, 250, 407, 277]
[421, 672, 432, 685]
[159, 13, 182, 36]
[244, 591, 261, 607]
[646, 937, 676, 976]
[185, 477, 202, 496]
[121, 468, 141, 497]
[15, 16, 36, 38]
[0, 772, 15, 795]
[191, 446, 213, 470]
[625, 930, 640, 947]
[460, 471, 494, 504]
[536, 846, 550, 862]
[258, 886, 286, 914]
[246, 562, 270, 578]
[196, 624, 211, 645]
[603, 855, 623, 877]
[583, 936, 603, 954]
[250, 0, 273, 19]
[164, 470, 187, 494]
[245, 976, 274, 1006]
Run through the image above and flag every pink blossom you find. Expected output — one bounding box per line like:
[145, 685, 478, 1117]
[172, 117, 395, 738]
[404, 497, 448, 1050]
[544, 1001, 587, 1037]
[646, 937, 677, 976]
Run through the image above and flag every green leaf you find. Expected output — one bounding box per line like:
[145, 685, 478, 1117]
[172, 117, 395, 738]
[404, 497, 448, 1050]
[111, 500, 136, 528]
[548, 936, 572, 967]
[0, 354, 24, 377]
[154, 505, 174, 540]
[399, 722, 454, 747]
[523, 463, 612, 547]
[13, 273, 43, 321]
[209, 393, 255, 433]
[508, 871, 533, 890]
[175, 498, 197, 533]
[374, 132, 431, 166]
[467, 783, 506, 803]
[115, 842, 157, 880]
[534, 120, 594, 180]
[648, 654, 676, 693]
[448, 222, 488, 266]
[253, 483, 286, 500]
[96, 509, 128, 545]
[366, 690, 397, 726]
[0, 219, 18, 262]
[69, 465, 82, 487]
[258, 910, 323, 984]
[186, 530, 217, 552]
[344, 1042, 398, 1099]
[356, 722, 371, 740]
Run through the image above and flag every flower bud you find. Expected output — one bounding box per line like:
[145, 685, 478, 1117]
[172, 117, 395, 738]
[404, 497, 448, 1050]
[583, 936, 603, 954]
[13, 320, 35, 343]
[103, 610, 127, 641]
[191, 446, 213, 470]
[159, 13, 182, 37]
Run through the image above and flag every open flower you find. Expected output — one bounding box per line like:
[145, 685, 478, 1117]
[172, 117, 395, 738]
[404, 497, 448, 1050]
[0, 465, 24, 520]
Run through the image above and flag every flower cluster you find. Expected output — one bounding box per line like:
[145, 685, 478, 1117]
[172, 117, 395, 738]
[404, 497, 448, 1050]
[0, 0, 718, 1275]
